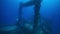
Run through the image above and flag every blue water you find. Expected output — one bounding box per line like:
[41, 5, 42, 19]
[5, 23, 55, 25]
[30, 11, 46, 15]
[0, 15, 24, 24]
[0, 0, 60, 34]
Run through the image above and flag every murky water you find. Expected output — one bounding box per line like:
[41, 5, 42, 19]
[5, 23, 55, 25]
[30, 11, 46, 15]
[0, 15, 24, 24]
[0, 0, 60, 34]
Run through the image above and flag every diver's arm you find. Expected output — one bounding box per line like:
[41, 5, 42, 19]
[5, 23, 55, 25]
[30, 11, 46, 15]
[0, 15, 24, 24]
[20, 1, 34, 7]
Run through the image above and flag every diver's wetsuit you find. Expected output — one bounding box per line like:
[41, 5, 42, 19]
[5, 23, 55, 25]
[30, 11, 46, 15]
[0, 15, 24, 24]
[19, 0, 42, 34]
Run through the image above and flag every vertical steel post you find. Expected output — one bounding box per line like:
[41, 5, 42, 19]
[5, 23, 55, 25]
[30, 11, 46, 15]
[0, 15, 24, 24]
[33, 0, 42, 34]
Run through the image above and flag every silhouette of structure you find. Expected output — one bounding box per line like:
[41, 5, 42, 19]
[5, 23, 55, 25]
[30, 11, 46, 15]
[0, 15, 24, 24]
[19, 0, 42, 34]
